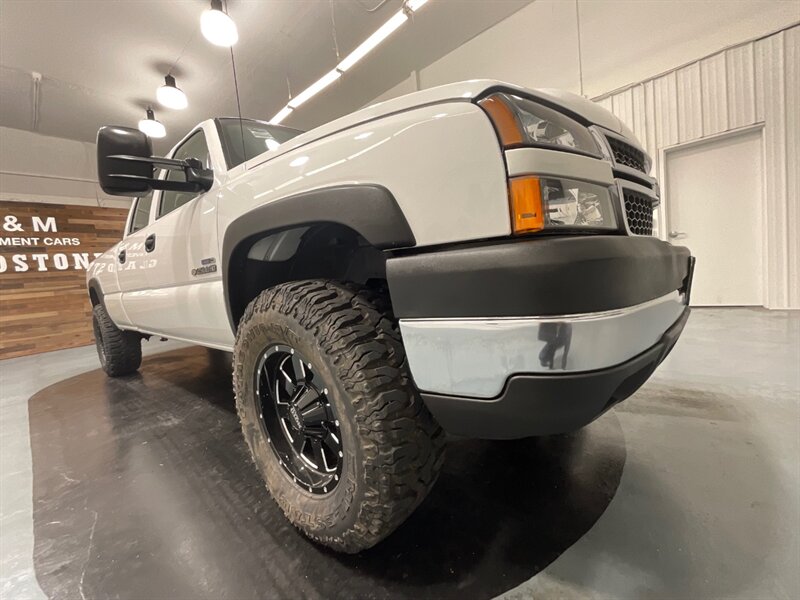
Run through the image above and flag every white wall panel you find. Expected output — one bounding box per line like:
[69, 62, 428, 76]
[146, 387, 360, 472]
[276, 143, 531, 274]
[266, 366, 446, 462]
[700, 53, 729, 135]
[654, 72, 680, 149]
[726, 43, 758, 128]
[597, 25, 799, 308]
[785, 27, 800, 307]
[643, 81, 658, 160]
[631, 85, 648, 149]
[612, 89, 634, 138]
[756, 32, 789, 307]
[677, 62, 703, 142]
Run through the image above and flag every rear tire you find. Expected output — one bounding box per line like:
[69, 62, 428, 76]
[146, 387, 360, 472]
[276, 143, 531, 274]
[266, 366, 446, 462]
[92, 304, 142, 377]
[233, 280, 445, 553]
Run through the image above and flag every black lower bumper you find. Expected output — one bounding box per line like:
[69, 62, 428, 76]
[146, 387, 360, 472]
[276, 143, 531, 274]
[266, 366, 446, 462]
[420, 306, 690, 439]
[387, 235, 692, 319]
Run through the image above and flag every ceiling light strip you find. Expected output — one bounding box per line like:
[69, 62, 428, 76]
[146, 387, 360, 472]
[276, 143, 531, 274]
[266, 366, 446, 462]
[288, 70, 342, 109]
[271, 106, 294, 125]
[269, 0, 428, 124]
[337, 10, 408, 72]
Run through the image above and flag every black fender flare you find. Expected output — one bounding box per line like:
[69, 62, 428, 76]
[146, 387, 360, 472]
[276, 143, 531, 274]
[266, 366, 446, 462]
[221, 184, 415, 332]
[87, 278, 105, 308]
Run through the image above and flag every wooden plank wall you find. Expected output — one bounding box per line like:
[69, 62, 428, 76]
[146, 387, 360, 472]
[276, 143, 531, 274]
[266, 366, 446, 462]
[0, 201, 128, 359]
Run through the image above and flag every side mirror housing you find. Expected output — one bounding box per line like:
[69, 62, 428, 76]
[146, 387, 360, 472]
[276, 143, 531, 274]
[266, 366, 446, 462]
[96, 126, 213, 197]
[97, 126, 153, 196]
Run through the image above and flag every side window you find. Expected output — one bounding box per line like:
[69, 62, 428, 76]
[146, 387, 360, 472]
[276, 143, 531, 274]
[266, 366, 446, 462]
[158, 130, 211, 219]
[128, 192, 153, 234]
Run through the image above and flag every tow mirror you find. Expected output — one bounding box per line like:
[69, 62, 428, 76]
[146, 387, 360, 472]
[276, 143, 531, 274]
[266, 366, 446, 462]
[96, 126, 213, 197]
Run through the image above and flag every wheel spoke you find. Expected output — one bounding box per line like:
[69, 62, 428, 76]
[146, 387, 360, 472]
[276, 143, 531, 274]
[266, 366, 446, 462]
[300, 402, 328, 427]
[275, 403, 292, 421]
[294, 387, 321, 411]
[290, 433, 306, 456]
[278, 357, 297, 397]
[258, 366, 270, 397]
[291, 354, 307, 386]
[322, 428, 341, 456]
[310, 439, 331, 472]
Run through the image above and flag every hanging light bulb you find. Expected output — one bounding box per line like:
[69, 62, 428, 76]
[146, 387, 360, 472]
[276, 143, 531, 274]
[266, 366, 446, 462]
[201, 0, 238, 47]
[138, 107, 166, 138]
[157, 74, 188, 110]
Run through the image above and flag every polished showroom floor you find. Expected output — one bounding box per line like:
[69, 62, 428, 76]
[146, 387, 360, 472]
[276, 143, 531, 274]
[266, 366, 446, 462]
[1, 308, 798, 599]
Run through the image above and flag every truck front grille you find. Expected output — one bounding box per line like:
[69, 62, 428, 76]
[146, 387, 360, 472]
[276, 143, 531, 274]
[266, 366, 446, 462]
[608, 137, 647, 174]
[623, 190, 655, 235]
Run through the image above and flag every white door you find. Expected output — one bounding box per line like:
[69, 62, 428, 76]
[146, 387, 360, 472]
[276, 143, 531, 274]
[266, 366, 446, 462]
[114, 191, 156, 326]
[665, 128, 764, 306]
[121, 127, 233, 349]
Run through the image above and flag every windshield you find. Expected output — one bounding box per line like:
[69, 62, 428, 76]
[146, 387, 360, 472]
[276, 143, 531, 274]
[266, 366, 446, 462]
[217, 118, 304, 169]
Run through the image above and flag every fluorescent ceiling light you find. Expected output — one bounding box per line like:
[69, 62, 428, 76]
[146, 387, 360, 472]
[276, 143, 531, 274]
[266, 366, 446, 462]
[269, 106, 293, 125]
[337, 11, 408, 72]
[269, 1, 430, 123]
[288, 70, 342, 109]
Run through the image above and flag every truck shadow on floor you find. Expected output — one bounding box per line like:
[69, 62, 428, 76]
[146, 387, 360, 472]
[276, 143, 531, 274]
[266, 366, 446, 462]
[28, 346, 625, 600]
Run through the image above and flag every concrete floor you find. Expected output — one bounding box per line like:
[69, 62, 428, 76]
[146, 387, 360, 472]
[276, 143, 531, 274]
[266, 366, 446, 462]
[1, 308, 798, 599]
[0, 338, 188, 600]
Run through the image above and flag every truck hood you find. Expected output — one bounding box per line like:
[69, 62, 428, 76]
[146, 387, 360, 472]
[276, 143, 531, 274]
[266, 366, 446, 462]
[247, 79, 635, 170]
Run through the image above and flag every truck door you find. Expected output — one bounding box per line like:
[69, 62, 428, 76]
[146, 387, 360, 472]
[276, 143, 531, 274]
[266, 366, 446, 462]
[113, 191, 156, 327]
[125, 126, 233, 348]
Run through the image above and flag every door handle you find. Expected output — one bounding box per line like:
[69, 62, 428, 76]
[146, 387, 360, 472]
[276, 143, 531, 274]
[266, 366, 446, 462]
[118, 249, 126, 264]
[145, 234, 156, 252]
[669, 231, 687, 239]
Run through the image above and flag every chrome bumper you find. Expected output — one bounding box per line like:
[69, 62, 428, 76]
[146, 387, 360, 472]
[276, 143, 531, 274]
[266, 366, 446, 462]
[399, 291, 687, 398]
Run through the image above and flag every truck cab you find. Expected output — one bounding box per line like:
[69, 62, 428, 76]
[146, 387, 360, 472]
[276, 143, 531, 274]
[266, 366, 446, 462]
[88, 118, 303, 349]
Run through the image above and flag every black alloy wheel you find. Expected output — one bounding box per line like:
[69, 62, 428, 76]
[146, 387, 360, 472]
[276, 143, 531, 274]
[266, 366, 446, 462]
[93, 316, 107, 367]
[255, 344, 343, 495]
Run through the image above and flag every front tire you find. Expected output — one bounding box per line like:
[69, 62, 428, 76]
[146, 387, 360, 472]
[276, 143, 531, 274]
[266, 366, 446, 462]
[92, 304, 142, 377]
[233, 280, 445, 553]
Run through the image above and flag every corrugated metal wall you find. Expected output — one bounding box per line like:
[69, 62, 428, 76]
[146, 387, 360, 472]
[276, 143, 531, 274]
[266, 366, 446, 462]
[595, 25, 799, 309]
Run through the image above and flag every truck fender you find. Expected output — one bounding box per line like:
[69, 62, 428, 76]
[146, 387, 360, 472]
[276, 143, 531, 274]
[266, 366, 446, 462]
[87, 278, 105, 308]
[221, 184, 415, 330]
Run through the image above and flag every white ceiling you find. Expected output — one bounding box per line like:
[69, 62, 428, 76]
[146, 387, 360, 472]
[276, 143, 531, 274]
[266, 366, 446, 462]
[0, 0, 531, 151]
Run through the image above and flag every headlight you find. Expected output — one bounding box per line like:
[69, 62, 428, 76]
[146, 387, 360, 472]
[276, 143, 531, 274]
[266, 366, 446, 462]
[508, 176, 618, 234]
[478, 93, 600, 155]
[541, 177, 617, 229]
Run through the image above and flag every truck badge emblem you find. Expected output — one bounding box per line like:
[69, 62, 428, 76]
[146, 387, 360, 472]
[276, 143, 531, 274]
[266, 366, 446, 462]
[192, 257, 217, 276]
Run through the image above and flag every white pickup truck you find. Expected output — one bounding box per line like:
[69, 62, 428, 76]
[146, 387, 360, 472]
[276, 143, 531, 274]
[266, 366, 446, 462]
[88, 79, 694, 552]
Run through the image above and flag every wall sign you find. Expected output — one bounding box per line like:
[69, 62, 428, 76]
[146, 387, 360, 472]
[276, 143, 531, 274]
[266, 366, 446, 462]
[0, 201, 128, 359]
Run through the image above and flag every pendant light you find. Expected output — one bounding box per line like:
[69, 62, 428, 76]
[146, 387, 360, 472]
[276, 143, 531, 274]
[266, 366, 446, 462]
[157, 74, 188, 110]
[201, 0, 238, 47]
[138, 107, 166, 139]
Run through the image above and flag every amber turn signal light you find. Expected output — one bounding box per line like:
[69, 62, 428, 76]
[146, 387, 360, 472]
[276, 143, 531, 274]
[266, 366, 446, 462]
[478, 95, 524, 146]
[508, 177, 545, 234]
